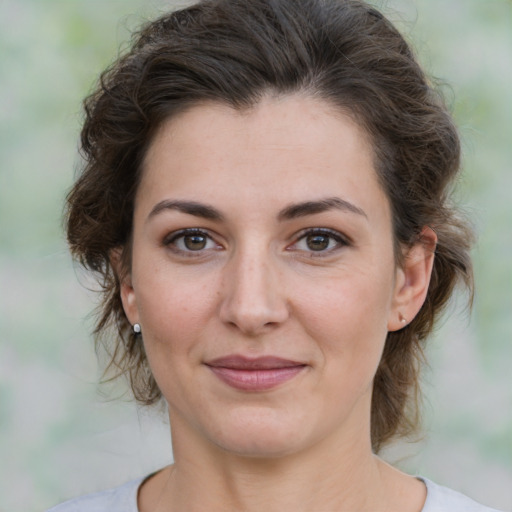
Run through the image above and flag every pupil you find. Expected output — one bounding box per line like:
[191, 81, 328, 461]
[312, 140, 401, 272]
[307, 234, 329, 251]
[185, 234, 206, 250]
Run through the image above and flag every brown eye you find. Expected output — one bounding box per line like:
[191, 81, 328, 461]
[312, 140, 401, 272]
[165, 229, 219, 254]
[184, 234, 207, 250]
[290, 228, 349, 255]
[306, 234, 331, 251]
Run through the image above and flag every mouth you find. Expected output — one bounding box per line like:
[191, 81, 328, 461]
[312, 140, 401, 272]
[205, 356, 307, 392]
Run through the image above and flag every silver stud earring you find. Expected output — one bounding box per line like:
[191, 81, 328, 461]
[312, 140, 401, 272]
[133, 323, 141, 335]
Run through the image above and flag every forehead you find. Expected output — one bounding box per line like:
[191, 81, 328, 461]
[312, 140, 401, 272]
[148, 95, 372, 149]
[138, 94, 388, 223]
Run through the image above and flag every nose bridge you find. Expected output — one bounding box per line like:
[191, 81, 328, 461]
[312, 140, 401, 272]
[219, 239, 288, 333]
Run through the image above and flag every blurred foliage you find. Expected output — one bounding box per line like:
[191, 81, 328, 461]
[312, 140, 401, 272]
[0, 0, 510, 510]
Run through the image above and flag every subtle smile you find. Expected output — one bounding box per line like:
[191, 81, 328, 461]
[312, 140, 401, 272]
[205, 356, 307, 391]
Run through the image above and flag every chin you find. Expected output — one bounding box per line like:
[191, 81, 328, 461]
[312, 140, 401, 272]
[206, 408, 315, 459]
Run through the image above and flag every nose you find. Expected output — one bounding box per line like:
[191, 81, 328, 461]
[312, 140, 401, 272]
[218, 246, 289, 336]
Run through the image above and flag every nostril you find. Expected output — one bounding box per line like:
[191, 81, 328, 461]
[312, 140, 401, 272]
[220, 302, 287, 336]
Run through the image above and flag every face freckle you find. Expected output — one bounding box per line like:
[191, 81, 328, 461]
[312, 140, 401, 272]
[121, 94, 405, 458]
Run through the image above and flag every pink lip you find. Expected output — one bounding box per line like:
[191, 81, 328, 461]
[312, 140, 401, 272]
[205, 356, 307, 391]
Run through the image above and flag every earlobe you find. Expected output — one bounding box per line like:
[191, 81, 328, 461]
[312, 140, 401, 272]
[388, 227, 437, 332]
[110, 248, 139, 326]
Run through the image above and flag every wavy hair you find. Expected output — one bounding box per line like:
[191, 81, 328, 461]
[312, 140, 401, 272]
[66, 0, 474, 452]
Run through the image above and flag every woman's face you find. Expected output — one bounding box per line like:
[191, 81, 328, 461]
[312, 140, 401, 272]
[121, 95, 427, 458]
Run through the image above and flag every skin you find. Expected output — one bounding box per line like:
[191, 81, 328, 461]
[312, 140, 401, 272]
[119, 94, 436, 511]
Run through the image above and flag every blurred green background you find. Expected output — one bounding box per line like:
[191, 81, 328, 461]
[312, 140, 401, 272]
[0, 0, 510, 510]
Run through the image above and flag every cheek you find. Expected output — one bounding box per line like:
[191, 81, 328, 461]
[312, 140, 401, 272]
[133, 275, 219, 405]
[300, 269, 392, 328]
[293, 267, 394, 366]
[133, 264, 219, 357]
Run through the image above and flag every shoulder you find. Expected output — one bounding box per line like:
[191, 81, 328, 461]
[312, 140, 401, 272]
[421, 478, 504, 512]
[46, 476, 144, 512]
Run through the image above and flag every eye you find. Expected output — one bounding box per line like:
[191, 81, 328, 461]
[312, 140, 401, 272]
[290, 229, 349, 254]
[164, 229, 221, 254]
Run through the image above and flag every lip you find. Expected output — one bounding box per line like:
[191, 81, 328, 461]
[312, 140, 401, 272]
[205, 356, 307, 391]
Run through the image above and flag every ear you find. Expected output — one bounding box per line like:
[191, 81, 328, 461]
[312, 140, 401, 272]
[110, 248, 139, 326]
[387, 226, 437, 331]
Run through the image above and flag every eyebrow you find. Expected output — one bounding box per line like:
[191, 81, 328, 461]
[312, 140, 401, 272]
[277, 197, 367, 221]
[147, 200, 224, 222]
[147, 196, 367, 223]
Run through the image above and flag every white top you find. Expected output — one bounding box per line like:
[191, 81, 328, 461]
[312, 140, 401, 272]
[46, 476, 504, 512]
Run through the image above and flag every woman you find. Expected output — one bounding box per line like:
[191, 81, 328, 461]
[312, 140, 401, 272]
[48, 0, 502, 510]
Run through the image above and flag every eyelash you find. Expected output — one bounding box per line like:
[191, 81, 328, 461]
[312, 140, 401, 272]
[289, 228, 350, 256]
[162, 228, 350, 257]
[163, 228, 221, 257]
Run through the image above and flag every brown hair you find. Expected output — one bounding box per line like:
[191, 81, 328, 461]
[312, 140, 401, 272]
[67, 0, 474, 452]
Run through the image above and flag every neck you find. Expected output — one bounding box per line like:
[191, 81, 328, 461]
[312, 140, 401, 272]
[158, 415, 395, 512]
